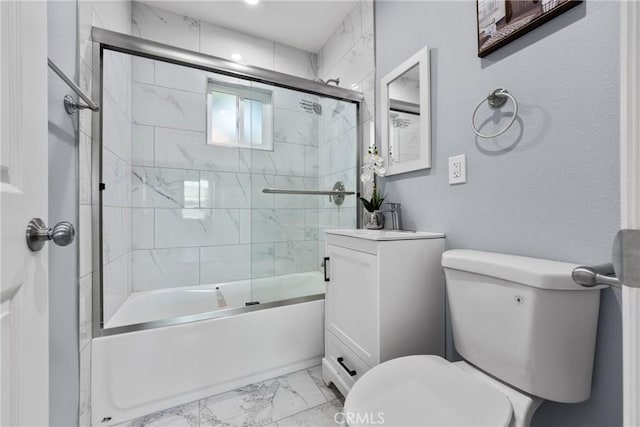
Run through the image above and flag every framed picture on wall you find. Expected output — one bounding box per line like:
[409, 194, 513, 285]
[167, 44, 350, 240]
[476, 0, 582, 57]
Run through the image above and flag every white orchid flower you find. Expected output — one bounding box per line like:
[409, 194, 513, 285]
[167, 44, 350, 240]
[361, 146, 386, 184]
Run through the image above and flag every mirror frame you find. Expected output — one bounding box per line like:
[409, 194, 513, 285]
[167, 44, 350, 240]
[380, 46, 431, 176]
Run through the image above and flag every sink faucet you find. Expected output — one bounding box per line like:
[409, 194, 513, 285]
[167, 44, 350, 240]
[377, 203, 403, 230]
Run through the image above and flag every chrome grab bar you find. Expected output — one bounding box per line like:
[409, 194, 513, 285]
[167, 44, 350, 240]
[262, 188, 355, 196]
[572, 263, 621, 289]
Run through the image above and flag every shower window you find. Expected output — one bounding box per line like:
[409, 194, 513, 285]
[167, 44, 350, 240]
[207, 80, 273, 150]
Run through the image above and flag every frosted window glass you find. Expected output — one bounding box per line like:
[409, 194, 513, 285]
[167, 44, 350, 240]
[210, 91, 237, 145]
[243, 99, 263, 146]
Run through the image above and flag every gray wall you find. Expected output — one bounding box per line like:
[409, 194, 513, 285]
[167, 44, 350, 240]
[48, 1, 79, 425]
[375, 2, 621, 426]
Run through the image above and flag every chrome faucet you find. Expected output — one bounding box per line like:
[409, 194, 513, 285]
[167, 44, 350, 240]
[377, 203, 403, 230]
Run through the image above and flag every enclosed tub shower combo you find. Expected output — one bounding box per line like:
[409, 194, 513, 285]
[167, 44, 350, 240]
[89, 28, 363, 424]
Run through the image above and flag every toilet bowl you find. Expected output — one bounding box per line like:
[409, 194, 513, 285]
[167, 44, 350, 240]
[343, 250, 605, 427]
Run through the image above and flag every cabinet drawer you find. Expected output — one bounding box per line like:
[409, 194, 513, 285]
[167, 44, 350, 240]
[325, 332, 371, 392]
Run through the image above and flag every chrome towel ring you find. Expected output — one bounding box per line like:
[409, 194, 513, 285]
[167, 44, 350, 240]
[471, 88, 518, 138]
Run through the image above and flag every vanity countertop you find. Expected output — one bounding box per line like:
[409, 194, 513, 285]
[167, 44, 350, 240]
[325, 229, 445, 241]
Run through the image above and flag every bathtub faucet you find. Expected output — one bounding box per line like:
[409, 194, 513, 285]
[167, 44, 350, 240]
[377, 203, 403, 230]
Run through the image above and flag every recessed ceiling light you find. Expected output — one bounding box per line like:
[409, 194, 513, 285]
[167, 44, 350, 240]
[231, 52, 242, 61]
[245, 0, 260, 5]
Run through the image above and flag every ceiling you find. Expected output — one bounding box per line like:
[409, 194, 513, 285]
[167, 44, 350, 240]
[139, 0, 358, 53]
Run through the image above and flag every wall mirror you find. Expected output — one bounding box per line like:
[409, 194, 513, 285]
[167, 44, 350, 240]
[380, 46, 431, 176]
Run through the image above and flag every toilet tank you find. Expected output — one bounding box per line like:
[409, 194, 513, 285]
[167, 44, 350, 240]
[442, 250, 605, 403]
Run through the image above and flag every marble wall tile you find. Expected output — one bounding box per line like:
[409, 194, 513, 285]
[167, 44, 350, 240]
[132, 248, 199, 291]
[304, 210, 319, 241]
[330, 127, 358, 174]
[132, 124, 154, 167]
[274, 108, 319, 146]
[79, 274, 92, 352]
[318, 3, 362, 79]
[102, 91, 127, 159]
[79, 204, 93, 279]
[132, 167, 200, 208]
[251, 209, 305, 243]
[251, 174, 275, 209]
[79, 132, 92, 205]
[360, 72, 375, 123]
[252, 243, 275, 278]
[132, 83, 206, 132]
[154, 209, 240, 248]
[92, 0, 131, 34]
[155, 128, 240, 172]
[132, 208, 154, 249]
[200, 21, 274, 69]
[104, 50, 132, 120]
[199, 171, 251, 209]
[79, 342, 91, 427]
[324, 30, 374, 91]
[274, 43, 317, 80]
[199, 245, 251, 284]
[103, 207, 123, 263]
[103, 254, 131, 322]
[200, 370, 326, 426]
[248, 142, 306, 176]
[274, 176, 320, 209]
[305, 145, 319, 178]
[239, 210, 251, 244]
[132, 56, 155, 84]
[155, 60, 207, 93]
[275, 241, 319, 275]
[119, 401, 200, 427]
[274, 87, 318, 113]
[102, 148, 130, 208]
[362, 0, 374, 34]
[132, 2, 199, 51]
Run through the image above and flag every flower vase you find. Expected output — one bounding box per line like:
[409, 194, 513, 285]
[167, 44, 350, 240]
[364, 211, 385, 230]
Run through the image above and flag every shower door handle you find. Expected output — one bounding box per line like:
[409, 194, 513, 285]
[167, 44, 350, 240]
[323, 257, 330, 282]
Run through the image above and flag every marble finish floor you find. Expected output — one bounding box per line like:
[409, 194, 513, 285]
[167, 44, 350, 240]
[117, 366, 344, 427]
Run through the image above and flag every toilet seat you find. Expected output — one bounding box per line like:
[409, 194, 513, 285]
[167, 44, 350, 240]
[344, 355, 513, 427]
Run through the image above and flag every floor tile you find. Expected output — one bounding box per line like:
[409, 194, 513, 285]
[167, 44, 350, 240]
[306, 366, 337, 402]
[276, 400, 343, 427]
[200, 370, 327, 426]
[117, 401, 199, 427]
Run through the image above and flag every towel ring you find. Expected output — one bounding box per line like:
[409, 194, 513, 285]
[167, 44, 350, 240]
[471, 88, 518, 138]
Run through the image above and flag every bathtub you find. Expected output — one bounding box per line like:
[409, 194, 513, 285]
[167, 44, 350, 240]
[92, 272, 325, 425]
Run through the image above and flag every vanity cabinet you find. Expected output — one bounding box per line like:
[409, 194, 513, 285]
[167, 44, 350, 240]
[322, 230, 446, 397]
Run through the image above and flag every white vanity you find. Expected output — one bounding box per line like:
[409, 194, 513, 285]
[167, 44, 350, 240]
[322, 229, 446, 396]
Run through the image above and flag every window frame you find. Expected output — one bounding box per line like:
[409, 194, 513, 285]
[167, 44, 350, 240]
[206, 80, 274, 151]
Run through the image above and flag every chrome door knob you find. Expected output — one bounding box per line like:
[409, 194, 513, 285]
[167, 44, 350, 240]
[26, 218, 76, 252]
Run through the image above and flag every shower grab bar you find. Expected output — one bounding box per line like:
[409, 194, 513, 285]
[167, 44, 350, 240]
[48, 58, 100, 113]
[262, 188, 355, 196]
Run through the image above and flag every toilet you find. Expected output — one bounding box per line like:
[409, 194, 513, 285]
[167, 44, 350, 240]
[344, 249, 605, 427]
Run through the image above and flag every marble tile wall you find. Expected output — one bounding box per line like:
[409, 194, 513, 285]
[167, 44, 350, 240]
[130, 59, 323, 291]
[132, 2, 317, 80]
[315, 0, 374, 252]
[78, 1, 132, 424]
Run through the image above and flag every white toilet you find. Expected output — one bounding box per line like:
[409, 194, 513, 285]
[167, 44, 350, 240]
[344, 249, 605, 427]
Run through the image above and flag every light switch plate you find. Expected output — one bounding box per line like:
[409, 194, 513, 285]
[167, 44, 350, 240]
[449, 154, 466, 184]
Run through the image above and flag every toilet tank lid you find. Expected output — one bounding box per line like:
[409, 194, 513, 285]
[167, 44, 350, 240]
[442, 250, 606, 291]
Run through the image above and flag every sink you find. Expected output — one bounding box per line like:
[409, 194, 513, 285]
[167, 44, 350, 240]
[325, 229, 445, 241]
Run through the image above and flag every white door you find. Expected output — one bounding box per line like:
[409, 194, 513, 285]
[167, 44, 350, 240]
[621, 2, 640, 425]
[0, 1, 49, 425]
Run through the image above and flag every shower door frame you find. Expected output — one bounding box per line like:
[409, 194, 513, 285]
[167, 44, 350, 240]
[90, 27, 365, 338]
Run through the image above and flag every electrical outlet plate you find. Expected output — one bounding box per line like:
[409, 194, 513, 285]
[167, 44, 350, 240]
[449, 154, 466, 184]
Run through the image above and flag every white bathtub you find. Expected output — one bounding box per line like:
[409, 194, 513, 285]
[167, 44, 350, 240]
[92, 272, 325, 425]
[106, 272, 325, 328]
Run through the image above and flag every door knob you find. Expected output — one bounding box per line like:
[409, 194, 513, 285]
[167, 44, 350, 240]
[26, 218, 76, 252]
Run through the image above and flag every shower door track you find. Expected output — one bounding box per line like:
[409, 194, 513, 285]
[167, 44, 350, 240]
[90, 27, 365, 337]
[91, 27, 364, 103]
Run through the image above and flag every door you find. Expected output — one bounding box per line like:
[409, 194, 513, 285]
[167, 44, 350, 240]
[326, 243, 379, 366]
[0, 1, 49, 425]
[621, 2, 640, 425]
